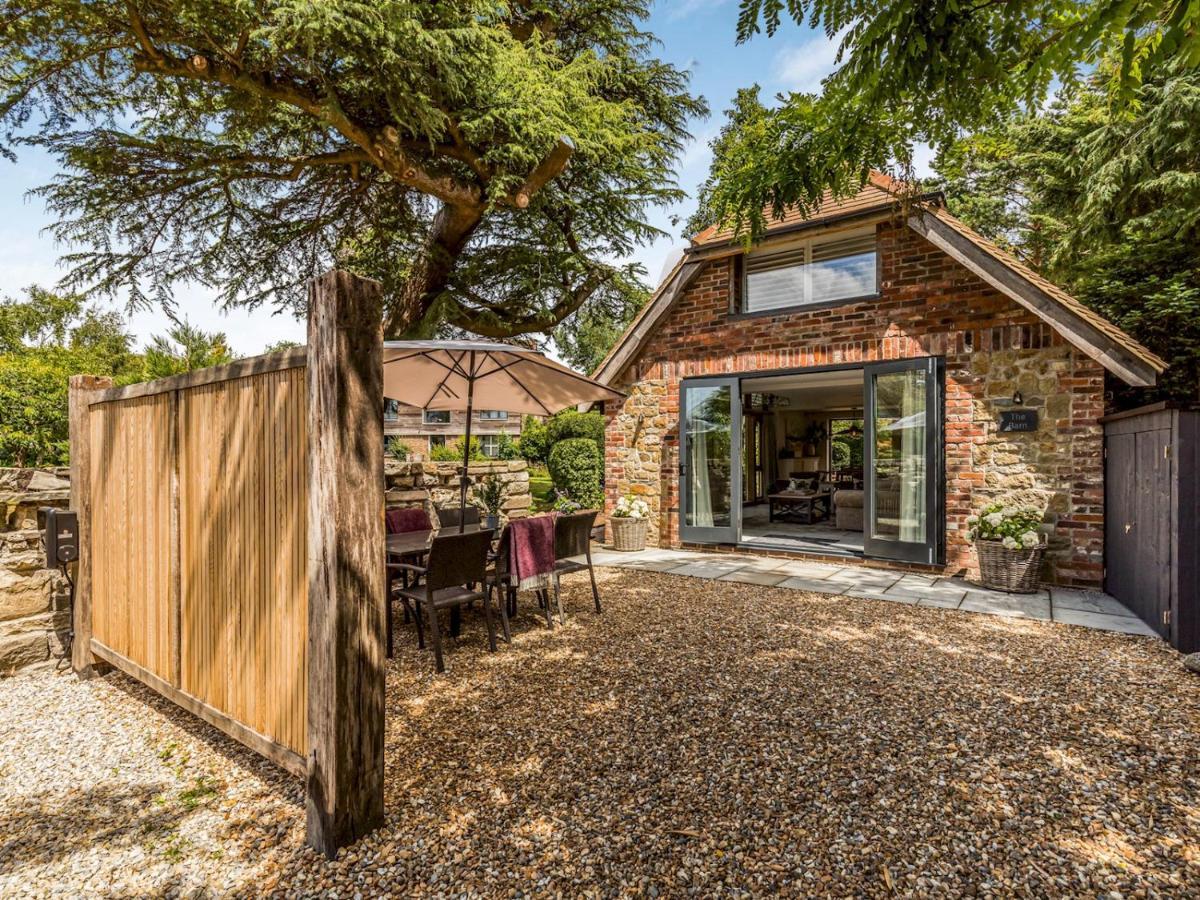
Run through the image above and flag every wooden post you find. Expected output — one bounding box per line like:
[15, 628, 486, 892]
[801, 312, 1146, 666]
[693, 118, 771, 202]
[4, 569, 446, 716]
[305, 270, 385, 857]
[68, 374, 114, 678]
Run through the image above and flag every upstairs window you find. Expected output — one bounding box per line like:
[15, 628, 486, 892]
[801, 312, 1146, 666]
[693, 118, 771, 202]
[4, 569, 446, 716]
[423, 409, 451, 425]
[742, 227, 878, 313]
[383, 398, 400, 421]
[479, 410, 508, 421]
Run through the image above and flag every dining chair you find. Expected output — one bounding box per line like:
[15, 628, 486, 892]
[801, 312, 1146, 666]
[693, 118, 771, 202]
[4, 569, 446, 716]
[486, 520, 556, 633]
[436, 505, 481, 529]
[552, 510, 602, 618]
[386, 506, 432, 629]
[387, 506, 432, 535]
[391, 529, 496, 672]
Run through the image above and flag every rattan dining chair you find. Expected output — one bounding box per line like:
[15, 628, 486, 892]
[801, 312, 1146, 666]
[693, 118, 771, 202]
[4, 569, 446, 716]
[436, 505, 481, 529]
[552, 510, 601, 619]
[391, 529, 496, 672]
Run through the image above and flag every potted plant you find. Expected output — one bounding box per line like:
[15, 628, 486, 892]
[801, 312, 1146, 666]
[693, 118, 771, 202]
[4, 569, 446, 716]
[474, 478, 506, 531]
[966, 503, 1047, 592]
[610, 493, 651, 551]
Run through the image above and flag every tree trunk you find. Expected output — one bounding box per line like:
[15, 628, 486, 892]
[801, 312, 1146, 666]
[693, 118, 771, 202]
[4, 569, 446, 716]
[385, 202, 483, 338]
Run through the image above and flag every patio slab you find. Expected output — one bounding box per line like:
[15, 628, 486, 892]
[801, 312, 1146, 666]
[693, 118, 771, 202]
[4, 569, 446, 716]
[717, 569, 791, 587]
[1051, 587, 1137, 617]
[1052, 607, 1159, 636]
[959, 592, 1051, 620]
[593, 546, 1148, 636]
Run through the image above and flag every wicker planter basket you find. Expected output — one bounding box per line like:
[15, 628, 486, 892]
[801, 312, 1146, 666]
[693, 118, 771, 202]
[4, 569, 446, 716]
[609, 516, 648, 552]
[976, 539, 1045, 593]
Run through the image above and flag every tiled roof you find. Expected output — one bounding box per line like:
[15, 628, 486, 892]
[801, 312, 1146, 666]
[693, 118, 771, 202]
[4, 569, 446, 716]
[594, 171, 1165, 386]
[925, 205, 1167, 374]
[691, 172, 903, 247]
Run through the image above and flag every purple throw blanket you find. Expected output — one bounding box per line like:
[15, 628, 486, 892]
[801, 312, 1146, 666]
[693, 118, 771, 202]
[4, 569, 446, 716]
[508, 514, 557, 592]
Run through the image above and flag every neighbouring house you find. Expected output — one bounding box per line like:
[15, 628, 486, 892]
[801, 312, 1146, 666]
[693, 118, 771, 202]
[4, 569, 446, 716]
[383, 400, 523, 459]
[593, 173, 1166, 588]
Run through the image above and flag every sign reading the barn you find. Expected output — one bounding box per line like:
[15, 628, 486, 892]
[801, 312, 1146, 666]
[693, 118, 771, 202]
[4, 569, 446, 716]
[999, 409, 1039, 432]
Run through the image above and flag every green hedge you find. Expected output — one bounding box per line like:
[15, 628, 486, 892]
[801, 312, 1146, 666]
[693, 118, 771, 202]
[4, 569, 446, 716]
[547, 437, 603, 509]
[520, 409, 605, 464]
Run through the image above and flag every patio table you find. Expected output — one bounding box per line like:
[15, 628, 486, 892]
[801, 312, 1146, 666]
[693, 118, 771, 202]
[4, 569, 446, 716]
[386, 523, 484, 559]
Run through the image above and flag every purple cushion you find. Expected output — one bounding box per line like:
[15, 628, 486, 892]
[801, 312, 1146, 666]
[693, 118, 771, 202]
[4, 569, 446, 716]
[386, 507, 431, 534]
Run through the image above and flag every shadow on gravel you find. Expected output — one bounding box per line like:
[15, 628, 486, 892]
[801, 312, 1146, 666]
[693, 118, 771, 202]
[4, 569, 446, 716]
[0, 783, 172, 874]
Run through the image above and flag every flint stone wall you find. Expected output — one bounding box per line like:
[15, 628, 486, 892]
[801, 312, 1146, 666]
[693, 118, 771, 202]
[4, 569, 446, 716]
[385, 459, 531, 524]
[1, 468, 72, 674]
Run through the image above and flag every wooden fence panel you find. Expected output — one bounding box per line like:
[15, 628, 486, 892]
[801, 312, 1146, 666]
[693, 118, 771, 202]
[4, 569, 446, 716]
[178, 367, 309, 756]
[73, 271, 384, 855]
[88, 394, 174, 682]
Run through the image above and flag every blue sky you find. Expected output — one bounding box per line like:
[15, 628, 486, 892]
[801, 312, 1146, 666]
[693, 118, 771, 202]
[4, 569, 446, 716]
[0, 0, 929, 356]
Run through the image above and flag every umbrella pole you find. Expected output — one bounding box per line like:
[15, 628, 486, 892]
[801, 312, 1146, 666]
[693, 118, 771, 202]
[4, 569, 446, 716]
[459, 351, 475, 533]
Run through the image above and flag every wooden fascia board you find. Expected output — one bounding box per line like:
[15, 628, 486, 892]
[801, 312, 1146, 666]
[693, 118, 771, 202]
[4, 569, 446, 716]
[906, 213, 1158, 387]
[594, 259, 705, 384]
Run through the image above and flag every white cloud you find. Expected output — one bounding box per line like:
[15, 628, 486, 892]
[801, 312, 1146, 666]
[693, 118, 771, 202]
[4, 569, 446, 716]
[772, 31, 846, 94]
[663, 0, 731, 22]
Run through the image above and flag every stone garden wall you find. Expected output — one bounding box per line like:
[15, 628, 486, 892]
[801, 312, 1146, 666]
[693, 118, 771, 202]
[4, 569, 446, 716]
[1, 468, 72, 674]
[385, 459, 531, 523]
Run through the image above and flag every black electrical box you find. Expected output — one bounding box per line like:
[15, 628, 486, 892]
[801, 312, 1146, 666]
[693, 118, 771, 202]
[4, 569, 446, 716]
[40, 508, 79, 567]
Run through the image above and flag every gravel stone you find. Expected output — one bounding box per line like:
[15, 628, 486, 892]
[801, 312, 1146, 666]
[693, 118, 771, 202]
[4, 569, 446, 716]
[2, 568, 1199, 896]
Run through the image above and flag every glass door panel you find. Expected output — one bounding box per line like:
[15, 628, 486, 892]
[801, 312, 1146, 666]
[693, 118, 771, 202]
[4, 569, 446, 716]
[864, 358, 942, 564]
[680, 378, 741, 544]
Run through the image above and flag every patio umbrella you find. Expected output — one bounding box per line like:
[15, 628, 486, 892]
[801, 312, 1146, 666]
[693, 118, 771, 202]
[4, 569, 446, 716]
[381, 341, 624, 529]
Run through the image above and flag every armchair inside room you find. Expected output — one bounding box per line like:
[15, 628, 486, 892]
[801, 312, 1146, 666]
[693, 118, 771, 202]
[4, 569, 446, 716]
[834, 489, 864, 531]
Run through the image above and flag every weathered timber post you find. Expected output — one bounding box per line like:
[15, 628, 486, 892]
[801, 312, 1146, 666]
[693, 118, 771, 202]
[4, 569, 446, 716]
[68, 374, 114, 678]
[305, 270, 386, 857]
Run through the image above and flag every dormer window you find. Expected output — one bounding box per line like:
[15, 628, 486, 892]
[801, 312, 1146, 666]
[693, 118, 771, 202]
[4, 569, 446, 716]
[741, 227, 878, 314]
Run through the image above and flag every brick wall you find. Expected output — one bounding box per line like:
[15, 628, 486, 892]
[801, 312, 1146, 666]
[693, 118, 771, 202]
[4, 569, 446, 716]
[605, 221, 1106, 587]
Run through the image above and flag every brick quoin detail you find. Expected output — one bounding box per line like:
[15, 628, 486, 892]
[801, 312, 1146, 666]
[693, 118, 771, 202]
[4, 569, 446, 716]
[604, 221, 1107, 588]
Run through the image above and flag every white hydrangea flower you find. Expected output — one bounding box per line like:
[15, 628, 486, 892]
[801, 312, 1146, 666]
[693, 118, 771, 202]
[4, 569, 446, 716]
[1002, 535, 1018, 549]
[984, 512, 1004, 527]
[1020, 531, 1040, 548]
[965, 515, 979, 525]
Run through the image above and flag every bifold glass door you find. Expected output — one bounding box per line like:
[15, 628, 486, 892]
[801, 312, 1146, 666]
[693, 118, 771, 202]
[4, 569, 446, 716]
[680, 378, 741, 544]
[864, 358, 943, 564]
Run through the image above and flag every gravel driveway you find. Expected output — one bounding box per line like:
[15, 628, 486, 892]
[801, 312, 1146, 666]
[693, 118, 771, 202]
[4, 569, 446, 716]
[2, 569, 1199, 897]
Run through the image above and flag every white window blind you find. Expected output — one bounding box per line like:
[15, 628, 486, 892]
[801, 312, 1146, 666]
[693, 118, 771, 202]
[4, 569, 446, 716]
[744, 229, 877, 312]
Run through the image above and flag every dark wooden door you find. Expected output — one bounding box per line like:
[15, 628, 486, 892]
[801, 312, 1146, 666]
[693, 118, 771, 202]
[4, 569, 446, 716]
[1105, 424, 1172, 637]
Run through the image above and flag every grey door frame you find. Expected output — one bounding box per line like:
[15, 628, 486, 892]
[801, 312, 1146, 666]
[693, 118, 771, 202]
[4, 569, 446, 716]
[862, 356, 945, 565]
[679, 376, 742, 544]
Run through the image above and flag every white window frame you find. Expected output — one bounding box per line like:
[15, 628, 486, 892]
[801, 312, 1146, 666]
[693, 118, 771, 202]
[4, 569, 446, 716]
[742, 225, 879, 314]
[478, 409, 508, 421]
[479, 434, 502, 458]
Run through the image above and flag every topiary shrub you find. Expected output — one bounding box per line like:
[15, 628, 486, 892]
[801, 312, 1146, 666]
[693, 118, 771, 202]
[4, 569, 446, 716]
[545, 408, 605, 460]
[547, 437, 603, 509]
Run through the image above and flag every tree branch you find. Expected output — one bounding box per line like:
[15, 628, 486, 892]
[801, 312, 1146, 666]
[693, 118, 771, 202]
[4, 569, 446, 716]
[509, 136, 575, 208]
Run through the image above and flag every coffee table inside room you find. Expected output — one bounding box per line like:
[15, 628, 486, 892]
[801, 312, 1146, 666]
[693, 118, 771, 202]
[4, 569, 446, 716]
[767, 490, 832, 524]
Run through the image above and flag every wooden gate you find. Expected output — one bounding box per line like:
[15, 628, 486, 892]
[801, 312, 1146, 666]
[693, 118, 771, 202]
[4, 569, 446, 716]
[69, 270, 386, 856]
[1103, 402, 1200, 651]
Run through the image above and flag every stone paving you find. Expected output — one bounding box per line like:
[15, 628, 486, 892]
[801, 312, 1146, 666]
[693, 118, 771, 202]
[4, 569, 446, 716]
[590, 546, 1159, 637]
